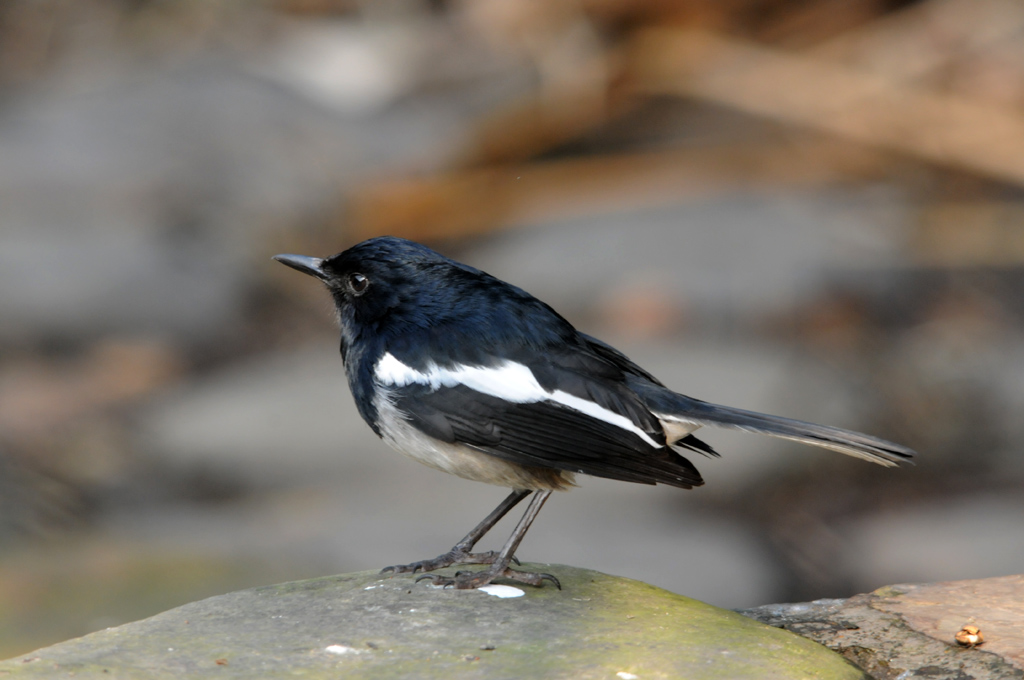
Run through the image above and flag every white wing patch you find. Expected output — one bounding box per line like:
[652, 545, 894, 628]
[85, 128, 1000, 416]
[375, 352, 425, 386]
[374, 352, 662, 448]
[550, 389, 661, 446]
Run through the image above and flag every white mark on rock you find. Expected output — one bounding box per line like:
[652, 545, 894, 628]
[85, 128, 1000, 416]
[325, 645, 362, 655]
[478, 584, 525, 598]
[617, 673, 639, 680]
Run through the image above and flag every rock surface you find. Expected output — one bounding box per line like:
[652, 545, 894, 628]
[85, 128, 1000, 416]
[741, 574, 1024, 679]
[0, 565, 865, 680]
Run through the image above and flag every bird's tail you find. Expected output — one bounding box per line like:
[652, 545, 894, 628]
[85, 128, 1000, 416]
[629, 379, 915, 467]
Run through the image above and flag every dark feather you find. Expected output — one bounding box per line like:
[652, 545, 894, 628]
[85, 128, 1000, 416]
[393, 384, 703, 488]
[674, 434, 719, 458]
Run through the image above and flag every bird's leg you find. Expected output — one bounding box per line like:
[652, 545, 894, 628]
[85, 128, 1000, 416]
[417, 490, 559, 589]
[381, 489, 531, 575]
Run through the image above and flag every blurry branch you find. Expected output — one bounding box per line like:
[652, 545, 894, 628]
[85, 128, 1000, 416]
[750, 0, 892, 48]
[0, 340, 182, 448]
[811, 0, 1024, 85]
[629, 28, 1024, 187]
[455, 81, 630, 167]
[453, 0, 618, 166]
[342, 0, 1024, 247]
[346, 139, 887, 242]
[912, 203, 1024, 266]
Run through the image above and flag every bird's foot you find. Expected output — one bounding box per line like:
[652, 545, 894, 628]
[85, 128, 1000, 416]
[415, 565, 560, 590]
[380, 549, 517, 575]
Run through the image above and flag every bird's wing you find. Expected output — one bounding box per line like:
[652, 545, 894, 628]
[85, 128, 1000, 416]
[374, 349, 704, 488]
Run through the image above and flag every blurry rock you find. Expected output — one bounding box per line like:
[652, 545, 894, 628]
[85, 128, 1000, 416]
[0, 221, 248, 344]
[0, 38, 502, 344]
[261, 20, 428, 114]
[838, 493, 1024, 591]
[465, 188, 910, 322]
[137, 345, 377, 484]
[0, 445, 87, 541]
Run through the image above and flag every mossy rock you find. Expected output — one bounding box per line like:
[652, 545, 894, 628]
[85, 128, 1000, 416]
[1, 564, 866, 679]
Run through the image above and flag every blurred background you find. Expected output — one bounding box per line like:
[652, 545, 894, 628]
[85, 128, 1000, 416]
[3, 0, 1024, 659]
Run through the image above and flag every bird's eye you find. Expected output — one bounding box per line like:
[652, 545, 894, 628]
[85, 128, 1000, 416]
[348, 272, 369, 295]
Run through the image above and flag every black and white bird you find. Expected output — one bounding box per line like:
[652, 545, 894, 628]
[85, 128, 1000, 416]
[274, 237, 915, 589]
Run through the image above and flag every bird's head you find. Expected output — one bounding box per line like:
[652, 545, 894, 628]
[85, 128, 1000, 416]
[274, 236, 476, 334]
[276, 236, 574, 368]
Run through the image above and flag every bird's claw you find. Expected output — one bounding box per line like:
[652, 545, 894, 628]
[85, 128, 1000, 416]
[415, 573, 451, 588]
[412, 566, 560, 590]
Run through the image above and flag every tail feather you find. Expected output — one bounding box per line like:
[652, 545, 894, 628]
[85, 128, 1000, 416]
[629, 379, 916, 467]
[674, 433, 720, 458]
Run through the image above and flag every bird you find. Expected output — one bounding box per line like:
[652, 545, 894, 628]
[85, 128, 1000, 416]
[274, 236, 915, 590]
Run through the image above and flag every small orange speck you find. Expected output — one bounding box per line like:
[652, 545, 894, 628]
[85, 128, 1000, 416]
[955, 625, 984, 647]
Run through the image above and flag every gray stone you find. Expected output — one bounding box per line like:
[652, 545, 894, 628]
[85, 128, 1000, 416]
[0, 566, 867, 679]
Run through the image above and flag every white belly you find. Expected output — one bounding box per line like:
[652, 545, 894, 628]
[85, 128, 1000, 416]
[373, 394, 575, 491]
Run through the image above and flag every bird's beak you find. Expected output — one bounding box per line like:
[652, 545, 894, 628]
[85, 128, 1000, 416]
[273, 254, 326, 280]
